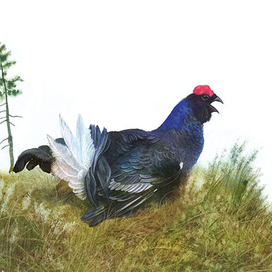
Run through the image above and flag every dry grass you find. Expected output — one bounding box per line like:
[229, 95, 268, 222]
[1, 142, 272, 271]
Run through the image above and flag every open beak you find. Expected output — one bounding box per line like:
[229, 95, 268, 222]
[209, 94, 223, 113]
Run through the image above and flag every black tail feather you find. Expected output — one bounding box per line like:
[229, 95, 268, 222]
[13, 145, 53, 173]
[14, 138, 65, 173]
[84, 126, 110, 207]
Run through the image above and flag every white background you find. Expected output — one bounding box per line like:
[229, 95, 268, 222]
[1, 1, 271, 201]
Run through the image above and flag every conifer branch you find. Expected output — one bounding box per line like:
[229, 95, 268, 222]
[1, 144, 9, 150]
[9, 114, 23, 118]
[0, 119, 7, 124]
[0, 137, 8, 145]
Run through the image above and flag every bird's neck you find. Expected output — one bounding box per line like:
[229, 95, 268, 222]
[155, 99, 204, 172]
[156, 99, 202, 132]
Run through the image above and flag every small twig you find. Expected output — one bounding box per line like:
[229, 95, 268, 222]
[0, 137, 8, 145]
[10, 121, 15, 126]
[0, 119, 7, 125]
[9, 114, 23, 118]
[1, 144, 9, 150]
[0, 110, 6, 114]
[0, 102, 6, 107]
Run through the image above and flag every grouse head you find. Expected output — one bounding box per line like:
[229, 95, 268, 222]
[185, 85, 223, 124]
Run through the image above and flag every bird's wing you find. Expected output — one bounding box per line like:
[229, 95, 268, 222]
[105, 129, 158, 163]
[98, 141, 182, 217]
[81, 128, 186, 223]
[82, 141, 184, 222]
[107, 142, 183, 201]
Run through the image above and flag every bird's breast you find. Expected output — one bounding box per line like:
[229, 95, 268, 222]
[162, 122, 204, 172]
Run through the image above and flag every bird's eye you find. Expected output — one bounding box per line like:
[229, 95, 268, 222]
[201, 94, 210, 101]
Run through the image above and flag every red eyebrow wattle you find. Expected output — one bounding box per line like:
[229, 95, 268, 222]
[193, 85, 214, 96]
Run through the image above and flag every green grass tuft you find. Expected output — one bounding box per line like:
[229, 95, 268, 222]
[1, 142, 272, 271]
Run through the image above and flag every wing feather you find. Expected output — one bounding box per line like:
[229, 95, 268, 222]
[106, 142, 182, 203]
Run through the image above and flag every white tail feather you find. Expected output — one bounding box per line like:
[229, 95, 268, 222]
[48, 114, 96, 200]
[59, 115, 82, 165]
[76, 115, 95, 169]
